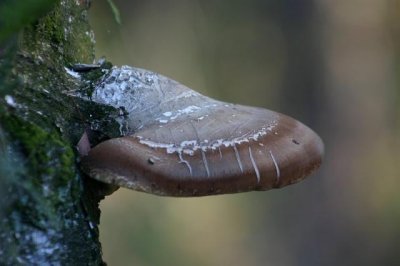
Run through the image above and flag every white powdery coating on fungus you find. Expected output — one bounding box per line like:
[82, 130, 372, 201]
[91, 66, 159, 114]
[90, 66, 224, 132]
[158, 105, 202, 124]
[163, 111, 172, 117]
[136, 121, 277, 156]
[174, 90, 201, 99]
[137, 139, 176, 154]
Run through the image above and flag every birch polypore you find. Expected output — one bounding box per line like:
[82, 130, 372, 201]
[81, 66, 323, 197]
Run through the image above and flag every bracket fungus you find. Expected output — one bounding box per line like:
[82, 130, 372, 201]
[80, 66, 323, 197]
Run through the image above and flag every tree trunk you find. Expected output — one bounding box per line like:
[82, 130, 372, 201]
[0, 0, 115, 264]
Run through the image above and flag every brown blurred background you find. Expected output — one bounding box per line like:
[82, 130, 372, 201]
[89, 0, 400, 265]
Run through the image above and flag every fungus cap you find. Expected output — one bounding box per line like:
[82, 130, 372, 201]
[81, 66, 324, 197]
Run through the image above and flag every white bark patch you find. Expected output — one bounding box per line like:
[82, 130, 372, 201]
[64, 67, 81, 79]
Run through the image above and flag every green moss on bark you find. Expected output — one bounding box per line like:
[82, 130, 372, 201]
[0, 0, 116, 264]
[1, 115, 74, 186]
[0, 0, 56, 42]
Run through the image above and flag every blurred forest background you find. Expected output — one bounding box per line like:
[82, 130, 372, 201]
[89, 0, 400, 265]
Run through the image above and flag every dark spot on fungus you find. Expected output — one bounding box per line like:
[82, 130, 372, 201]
[80, 66, 324, 197]
[292, 139, 300, 145]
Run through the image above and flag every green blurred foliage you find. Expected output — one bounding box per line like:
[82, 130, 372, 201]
[0, 0, 56, 42]
[106, 0, 121, 24]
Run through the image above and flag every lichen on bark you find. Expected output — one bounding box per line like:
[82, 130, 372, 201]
[0, 0, 117, 264]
